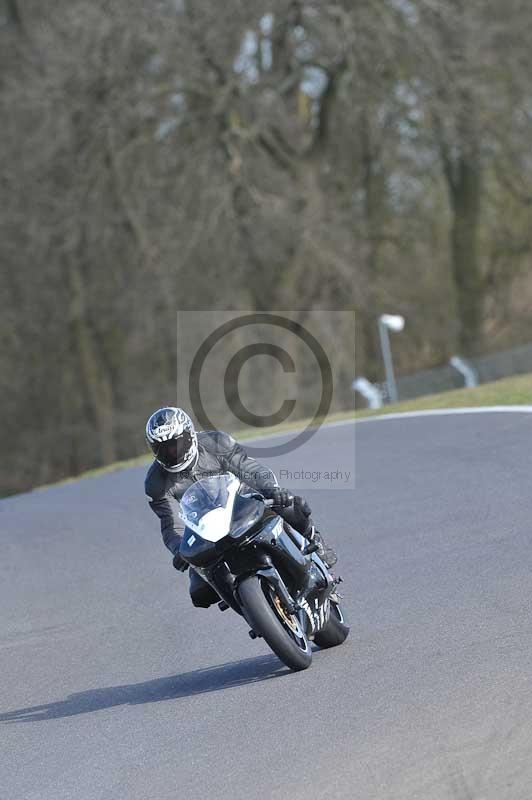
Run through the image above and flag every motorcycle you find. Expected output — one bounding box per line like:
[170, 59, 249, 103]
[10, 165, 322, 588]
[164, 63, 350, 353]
[178, 472, 349, 671]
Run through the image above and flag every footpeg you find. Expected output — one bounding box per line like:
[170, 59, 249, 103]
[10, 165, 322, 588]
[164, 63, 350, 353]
[218, 601, 230, 612]
[248, 629, 258, 640]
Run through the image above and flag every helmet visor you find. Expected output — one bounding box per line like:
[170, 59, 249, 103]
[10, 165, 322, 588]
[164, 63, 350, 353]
[151, 431, 193, 470]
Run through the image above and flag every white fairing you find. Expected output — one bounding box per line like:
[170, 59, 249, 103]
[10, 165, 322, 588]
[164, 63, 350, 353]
[180, 474, 240, 542]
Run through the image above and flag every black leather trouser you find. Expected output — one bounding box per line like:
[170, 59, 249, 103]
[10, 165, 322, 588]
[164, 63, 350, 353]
[189, 569, 220, 608]
[188, 498, 313, 608]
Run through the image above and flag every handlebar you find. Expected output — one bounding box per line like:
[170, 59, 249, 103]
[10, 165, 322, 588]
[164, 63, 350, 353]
[263, 495, 294, 509]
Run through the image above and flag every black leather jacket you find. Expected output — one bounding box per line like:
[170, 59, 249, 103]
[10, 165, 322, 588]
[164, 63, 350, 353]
[145, 430, 278, 556]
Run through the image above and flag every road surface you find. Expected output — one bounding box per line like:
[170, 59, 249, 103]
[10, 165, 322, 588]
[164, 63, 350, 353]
[2, 410, 532, 799]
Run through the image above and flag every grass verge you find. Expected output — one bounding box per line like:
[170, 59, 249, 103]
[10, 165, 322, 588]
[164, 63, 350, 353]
[356, 371, 532, 417]
[31, 372, 532, 493]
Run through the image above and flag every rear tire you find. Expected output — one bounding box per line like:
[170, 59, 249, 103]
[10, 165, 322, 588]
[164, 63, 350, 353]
[313, 600, 350, 649]
[238, 576, 312, 672]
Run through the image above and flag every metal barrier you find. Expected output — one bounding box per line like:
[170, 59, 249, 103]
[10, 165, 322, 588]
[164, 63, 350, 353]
[390, 342, 532, 403]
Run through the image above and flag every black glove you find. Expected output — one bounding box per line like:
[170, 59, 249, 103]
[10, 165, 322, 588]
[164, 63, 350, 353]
[294, 495, 312, 517]
[269, 487, 293, 508]
[173, 552, 189, 572]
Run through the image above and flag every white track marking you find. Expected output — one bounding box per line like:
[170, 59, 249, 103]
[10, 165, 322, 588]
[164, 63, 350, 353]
[242, 406, 532, 442]
[352, 405, 532, 425]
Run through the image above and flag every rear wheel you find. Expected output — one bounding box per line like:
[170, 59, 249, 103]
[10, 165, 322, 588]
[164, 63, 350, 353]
[238, 576, 312, 671]
[313, 599, 350, 649]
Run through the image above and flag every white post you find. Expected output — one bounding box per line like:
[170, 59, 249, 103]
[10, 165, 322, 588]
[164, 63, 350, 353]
[449, 355, 478, 388]
[352, 378, 383, 409]
[378, 314, 405, 404]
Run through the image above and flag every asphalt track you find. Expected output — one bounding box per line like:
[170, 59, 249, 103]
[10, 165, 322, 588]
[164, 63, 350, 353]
[2, 410, 532, 800]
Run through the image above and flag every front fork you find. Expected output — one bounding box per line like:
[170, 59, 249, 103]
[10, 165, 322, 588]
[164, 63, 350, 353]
[257, 561, 334, 637]
[207, 530, 334, 636]
[255, 566, 298, 614]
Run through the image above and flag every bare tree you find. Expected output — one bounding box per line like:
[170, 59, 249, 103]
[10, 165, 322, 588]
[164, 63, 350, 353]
[2, 0, 532, 494]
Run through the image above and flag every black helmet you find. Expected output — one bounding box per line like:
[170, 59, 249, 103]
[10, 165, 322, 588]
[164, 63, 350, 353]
[145, 407, 198, 472]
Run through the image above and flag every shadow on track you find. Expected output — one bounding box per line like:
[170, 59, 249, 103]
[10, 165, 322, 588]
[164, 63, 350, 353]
[1, 654, 290, 723]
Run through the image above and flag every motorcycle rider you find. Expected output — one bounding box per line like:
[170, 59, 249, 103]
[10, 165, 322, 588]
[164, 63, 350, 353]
[144, 406, 337, 609]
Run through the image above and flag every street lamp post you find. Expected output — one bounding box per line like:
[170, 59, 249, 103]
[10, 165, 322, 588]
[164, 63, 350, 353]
[378, 314, 405, 404]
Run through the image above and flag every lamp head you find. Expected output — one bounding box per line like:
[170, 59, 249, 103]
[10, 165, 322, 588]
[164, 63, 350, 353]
[380, 314, 405, 333]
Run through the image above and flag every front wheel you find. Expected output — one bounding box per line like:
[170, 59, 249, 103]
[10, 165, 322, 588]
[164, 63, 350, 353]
[238, 576, 312, 672]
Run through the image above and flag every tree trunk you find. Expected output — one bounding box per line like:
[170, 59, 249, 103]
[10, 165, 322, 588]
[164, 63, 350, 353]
[448, 152, 483, 354]
[67, 247, 117, 468]
[360, 115, 384, 382]
[5, 0, 22, 27]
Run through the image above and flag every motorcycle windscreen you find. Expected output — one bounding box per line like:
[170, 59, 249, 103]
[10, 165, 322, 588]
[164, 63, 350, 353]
[228, 493, 264, 538]
[180, 473, 264, 543]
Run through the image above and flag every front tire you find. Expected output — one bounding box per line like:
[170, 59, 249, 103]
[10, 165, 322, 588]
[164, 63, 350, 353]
[313, 599, 350, 649]
[238, 576, 312, 672]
